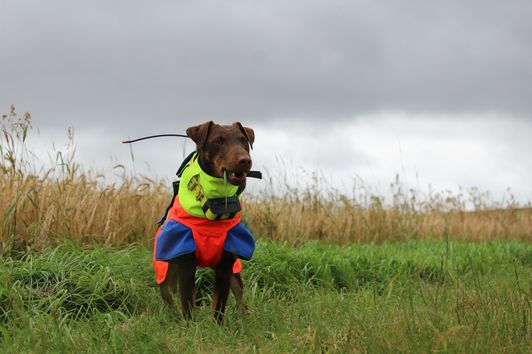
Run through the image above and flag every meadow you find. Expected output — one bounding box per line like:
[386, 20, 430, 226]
[1, 240, 531, 353]
[1, 106, 531, 353]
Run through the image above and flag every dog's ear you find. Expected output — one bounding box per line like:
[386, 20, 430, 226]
[234, 122, 255, 149]
[186, 121, 214, 149]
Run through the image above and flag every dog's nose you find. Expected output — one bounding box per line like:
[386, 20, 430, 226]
[238, 156, 252, 169]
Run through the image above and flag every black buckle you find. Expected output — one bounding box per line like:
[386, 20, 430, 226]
[202, 197, 241, 216]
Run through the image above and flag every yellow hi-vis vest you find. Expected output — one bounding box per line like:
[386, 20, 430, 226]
[178, 153, 241, 220]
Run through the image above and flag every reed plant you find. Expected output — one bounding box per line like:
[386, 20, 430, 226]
[1, 105, 530, 254]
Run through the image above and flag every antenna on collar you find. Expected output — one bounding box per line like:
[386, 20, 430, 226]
[121, 134, 189, 144]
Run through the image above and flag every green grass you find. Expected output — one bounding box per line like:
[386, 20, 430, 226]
[1, 240, 531, 353]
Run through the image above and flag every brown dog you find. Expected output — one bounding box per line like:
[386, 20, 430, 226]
[158, 121, 255, 324]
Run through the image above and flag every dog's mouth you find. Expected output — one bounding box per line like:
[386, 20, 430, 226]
[225, 170, 247, 185]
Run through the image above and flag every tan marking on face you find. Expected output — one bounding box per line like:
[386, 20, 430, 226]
[213, 155, 225, 177]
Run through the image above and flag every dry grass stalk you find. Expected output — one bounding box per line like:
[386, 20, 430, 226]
[1, 106, 530, 253]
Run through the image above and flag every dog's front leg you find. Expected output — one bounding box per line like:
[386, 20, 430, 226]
[212, 251, 236, 324]
[174, 253, 197, 320]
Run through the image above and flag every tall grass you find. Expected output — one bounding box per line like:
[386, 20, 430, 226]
[245, 173, 531, 244]
[1, 105, 531, 254]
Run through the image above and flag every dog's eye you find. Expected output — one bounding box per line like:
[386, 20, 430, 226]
[241, 137, 250, 150]
[214, 138, 224, 145]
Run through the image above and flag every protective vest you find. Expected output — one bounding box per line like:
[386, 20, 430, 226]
[153, 152, 257, 285]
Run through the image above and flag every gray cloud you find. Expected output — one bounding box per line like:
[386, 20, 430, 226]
[1, 0, 531, 132]
[2, 0, 532, 203]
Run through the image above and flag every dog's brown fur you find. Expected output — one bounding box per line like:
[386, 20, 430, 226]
[159, 121, 254, 324]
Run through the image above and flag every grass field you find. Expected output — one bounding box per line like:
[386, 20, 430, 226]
[1, 240, 531, 353]
[1, 106, 531, 353]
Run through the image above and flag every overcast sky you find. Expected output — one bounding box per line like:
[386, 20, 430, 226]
[2, 0, 531, 203]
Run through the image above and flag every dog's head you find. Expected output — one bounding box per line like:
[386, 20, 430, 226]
[186, 121, 255, 186]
